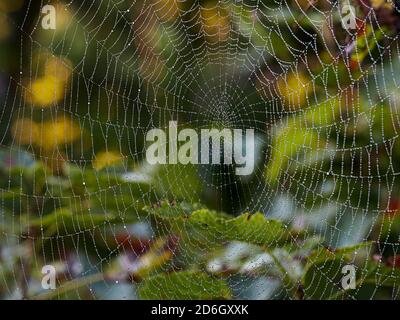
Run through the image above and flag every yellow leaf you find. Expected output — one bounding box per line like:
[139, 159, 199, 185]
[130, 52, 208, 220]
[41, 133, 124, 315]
[201, 2, 230, 43]
[276, 72, 310, 109]
[44, 56, 73, 83]
[11, 118, 39, 145]
[27, 76, 65, 106]
[133, 238, 173, 279]
[135, 251, 173, 279]
[37, 117, 81, 150]
[93, 151, 123, 170]
[370, 0, 393, 9]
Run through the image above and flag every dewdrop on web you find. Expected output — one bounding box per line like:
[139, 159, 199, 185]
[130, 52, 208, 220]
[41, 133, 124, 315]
[145, 121, 255, 176]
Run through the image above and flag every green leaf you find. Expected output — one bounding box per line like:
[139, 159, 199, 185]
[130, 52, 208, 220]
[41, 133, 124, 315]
[230, 213, 288, 246]
[138, 271, 231, 300]
[145, 201, 205, 218]
[23, 208, 118, 238]
[146, 202, 289, 248]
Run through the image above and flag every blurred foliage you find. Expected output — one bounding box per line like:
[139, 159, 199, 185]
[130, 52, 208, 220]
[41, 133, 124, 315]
[1, 0, 400, 300]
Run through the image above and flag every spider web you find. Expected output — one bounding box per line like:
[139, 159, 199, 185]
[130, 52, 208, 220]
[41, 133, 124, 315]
[1, 0, 400, 300]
